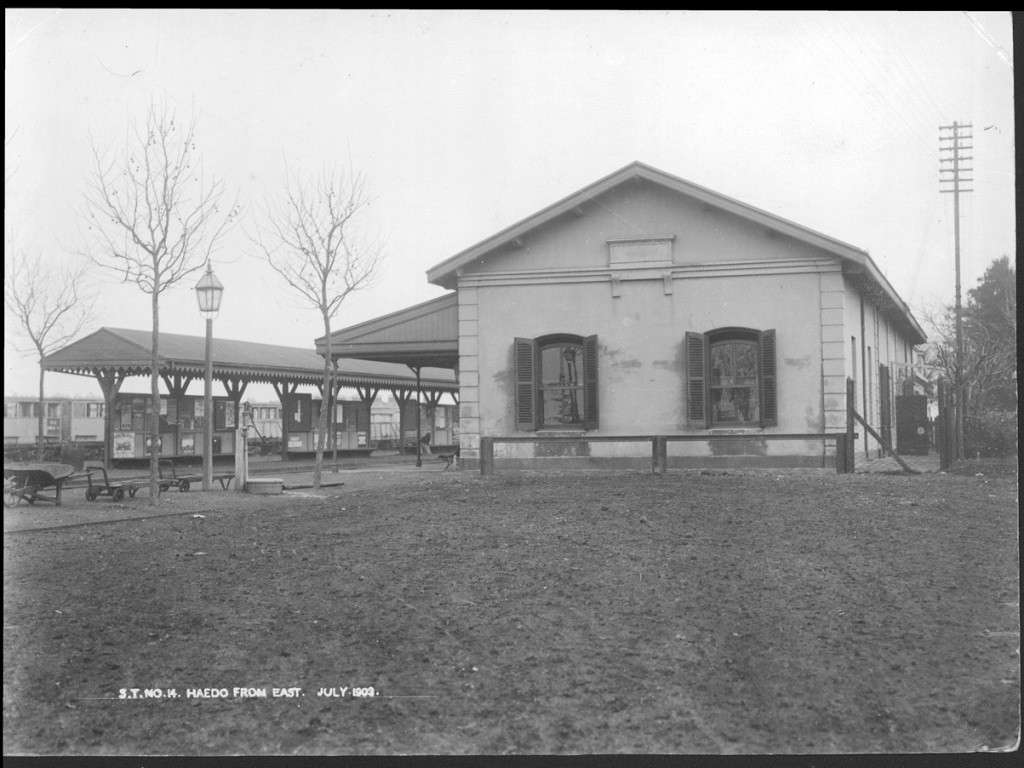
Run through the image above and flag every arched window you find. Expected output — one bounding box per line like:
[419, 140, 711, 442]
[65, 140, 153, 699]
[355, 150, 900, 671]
[686, 328, 777, 428]
[709, 332, 761, 425]
[514, 334, 598, 430]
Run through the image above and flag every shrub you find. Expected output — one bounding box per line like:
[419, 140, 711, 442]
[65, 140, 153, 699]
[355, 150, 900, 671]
[964, 410, 1018, 458]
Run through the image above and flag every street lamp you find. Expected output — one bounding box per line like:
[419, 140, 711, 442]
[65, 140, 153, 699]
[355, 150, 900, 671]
[195, 262, 224, 491]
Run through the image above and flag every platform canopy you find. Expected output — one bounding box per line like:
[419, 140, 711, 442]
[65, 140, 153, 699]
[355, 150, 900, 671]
[43, 327, 457, 393]
[316, 293, 459, 370]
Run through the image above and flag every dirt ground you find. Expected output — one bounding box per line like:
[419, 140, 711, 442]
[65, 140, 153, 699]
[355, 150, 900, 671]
[3, 460, 1019, 755]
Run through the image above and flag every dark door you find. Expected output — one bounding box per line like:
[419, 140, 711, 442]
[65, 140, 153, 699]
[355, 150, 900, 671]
[879, 365, 892, 447]
[895, 395, 929, 455]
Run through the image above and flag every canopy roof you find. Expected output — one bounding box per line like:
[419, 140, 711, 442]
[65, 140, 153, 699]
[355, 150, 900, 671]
[43, 328, 457, 392]
[317, 293, 459, 369]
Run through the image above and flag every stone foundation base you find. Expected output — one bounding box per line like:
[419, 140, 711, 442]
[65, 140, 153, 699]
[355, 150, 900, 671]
[460, 455, 834, 472]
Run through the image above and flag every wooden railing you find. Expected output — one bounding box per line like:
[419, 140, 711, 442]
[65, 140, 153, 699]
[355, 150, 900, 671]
[478, 432, 853, 476]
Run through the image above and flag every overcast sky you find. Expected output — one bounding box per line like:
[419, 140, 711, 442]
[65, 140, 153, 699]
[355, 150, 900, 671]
[4, 10, 1015, 400]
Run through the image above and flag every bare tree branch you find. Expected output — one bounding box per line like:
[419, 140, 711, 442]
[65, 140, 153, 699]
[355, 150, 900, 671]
[78, 104, 240, 505]
[252, 166, 385, 489]
[4, 244, 96, 460]
[916, 258, 1017, 417]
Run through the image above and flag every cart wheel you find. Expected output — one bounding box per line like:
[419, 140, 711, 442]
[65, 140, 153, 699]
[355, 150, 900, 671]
[160, 484, 169, 492]
[3, 479, 22, 509]
[114, 488, 125, 502]
[86, 490, 97, 502]
[180, 480, 190, 492]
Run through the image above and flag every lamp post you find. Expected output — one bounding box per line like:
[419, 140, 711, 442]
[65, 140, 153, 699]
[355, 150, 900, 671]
[195, 262, 224, 491]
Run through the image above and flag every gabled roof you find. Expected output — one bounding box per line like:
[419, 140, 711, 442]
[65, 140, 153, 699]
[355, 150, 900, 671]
[425, 161, 926, 344]
[42, 328, 457, 391]
[317, 294, 459, 369]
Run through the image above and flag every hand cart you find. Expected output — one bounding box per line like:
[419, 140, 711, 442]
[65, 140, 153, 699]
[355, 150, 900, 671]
[83, 463, 144, 502]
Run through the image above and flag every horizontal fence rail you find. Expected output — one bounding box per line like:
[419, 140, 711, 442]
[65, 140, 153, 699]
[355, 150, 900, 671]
[479, 433, 853, 476]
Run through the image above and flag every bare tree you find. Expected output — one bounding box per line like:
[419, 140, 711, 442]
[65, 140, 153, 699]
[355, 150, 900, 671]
[4, 247, 95, 460]
[253, 167, 384, 489]
[82, 105, 239, 505]
[917, 259, 1017, 417]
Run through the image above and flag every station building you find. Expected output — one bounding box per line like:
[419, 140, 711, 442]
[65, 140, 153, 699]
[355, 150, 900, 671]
[323, 162, 927, 470]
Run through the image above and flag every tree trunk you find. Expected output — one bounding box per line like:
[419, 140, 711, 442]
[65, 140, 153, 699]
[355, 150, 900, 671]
[150, 290, 160, 506]
[313, 313, 331, 490]
[37, 361, 46, 462]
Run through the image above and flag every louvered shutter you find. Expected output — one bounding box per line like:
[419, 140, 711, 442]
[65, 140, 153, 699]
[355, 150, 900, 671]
[514, 337, 538, 431]
[583, 335, 599, 430]
[686, 332, 709, 428]
[759, 329, 777, 427]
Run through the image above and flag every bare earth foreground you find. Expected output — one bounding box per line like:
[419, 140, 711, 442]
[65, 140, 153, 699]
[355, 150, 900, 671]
[3, 460, 1019, 755]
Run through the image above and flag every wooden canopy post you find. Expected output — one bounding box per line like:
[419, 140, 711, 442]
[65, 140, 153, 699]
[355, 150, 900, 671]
[357, 386, 379, 450]
[219, 377, 249, 429]
[331, 363, 341, 469]
[94, 368, 126, 468]
[422, 389, 443, 450]
[409, 366, 423, 468]
[273, 381, 299, 461]
[161, 373, 195, 459]
[390, 388, 414, 455]
[315, 374, 343, 470]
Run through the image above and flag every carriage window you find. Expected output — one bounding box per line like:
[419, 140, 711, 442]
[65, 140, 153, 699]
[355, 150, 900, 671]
[710, 339, 760, 425]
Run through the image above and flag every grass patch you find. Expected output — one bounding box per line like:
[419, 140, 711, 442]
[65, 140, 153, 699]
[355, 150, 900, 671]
[4, 462, 1019, 754]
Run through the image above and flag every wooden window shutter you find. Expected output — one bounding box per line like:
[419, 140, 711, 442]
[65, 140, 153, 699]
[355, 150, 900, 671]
[583, 334, 599, 430]
[685, 332, 709, 428]
[759, 329, 778, 427]
[514, 337, 538, 430]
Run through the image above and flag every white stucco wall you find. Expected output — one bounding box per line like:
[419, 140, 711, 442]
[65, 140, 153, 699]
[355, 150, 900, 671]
[456, 180, 866, 469]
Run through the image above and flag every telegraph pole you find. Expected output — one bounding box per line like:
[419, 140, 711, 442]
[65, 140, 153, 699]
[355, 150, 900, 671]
[939, 122, 973, 461]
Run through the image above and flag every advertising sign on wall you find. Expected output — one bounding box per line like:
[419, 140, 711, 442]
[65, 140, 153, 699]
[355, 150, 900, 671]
[113, 432, 134, 459]
[288, 434, 304, 450]
[285, 393, 312, 432]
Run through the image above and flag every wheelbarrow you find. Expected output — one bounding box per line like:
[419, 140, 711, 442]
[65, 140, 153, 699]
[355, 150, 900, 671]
[84, 463, 144, 502]
[3, 463, 81, 508]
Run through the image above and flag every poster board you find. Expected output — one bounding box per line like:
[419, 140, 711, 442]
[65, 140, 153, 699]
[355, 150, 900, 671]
[113, 432, 134, 459]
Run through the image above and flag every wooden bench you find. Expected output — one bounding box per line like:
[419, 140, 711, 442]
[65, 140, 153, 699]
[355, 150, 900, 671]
[158, 459, 235, 491]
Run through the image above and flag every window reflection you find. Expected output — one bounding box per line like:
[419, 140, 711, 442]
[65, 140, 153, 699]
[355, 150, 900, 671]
[539, 343, 584, 426]
[710, 341, 760, 424]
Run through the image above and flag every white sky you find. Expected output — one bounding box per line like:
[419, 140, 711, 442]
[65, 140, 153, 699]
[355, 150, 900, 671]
[4, 10, 1015, 400]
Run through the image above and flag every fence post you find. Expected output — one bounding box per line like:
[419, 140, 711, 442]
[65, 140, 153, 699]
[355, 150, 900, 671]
[235, 426, 249, 492]
[937, 380, 950, 471]
[480, 436, 494, 476]
[651, 436, 667, 475]
[835, 435, 847, 474]
[845, 377, 856, 473]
